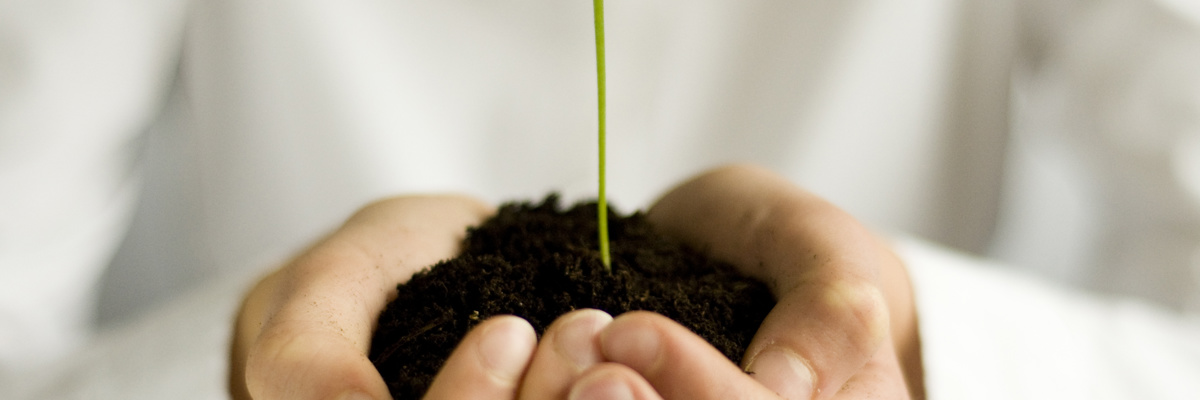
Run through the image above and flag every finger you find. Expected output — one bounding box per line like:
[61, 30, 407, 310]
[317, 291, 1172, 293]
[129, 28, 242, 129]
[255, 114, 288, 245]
[826, 338, 910, 400]
[424, 316, 538, 400]
[647, 164, 892, 399]
[568, 363, 665, 400]
[243, 314, 391, 400]
[237, 195, 494, 400]
[598, 311, 781, 400]
[742, 280, 889, 400]
[518, 309, 613, 400]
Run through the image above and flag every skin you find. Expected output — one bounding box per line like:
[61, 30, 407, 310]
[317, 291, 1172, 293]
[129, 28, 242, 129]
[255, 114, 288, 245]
[230, 164, 923, 400]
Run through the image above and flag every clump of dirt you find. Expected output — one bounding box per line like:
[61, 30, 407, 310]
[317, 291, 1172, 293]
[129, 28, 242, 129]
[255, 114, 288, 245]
[369, 195, 775, 398]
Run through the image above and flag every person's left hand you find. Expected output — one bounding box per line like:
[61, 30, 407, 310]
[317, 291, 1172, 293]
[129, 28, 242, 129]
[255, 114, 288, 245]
[583, 164, 921, 400]
[442, 164, 922, 400]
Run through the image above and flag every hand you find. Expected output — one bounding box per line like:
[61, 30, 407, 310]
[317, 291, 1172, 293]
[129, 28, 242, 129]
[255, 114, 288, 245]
[230, 195, 495, 400]
[613, 164, 923, 400]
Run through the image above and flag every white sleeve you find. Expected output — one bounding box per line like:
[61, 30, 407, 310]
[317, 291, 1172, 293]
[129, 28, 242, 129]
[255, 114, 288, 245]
[0, 0, 188, 377]
[996, 0, 1200, 311]
[8, 265, 261, 400]
[899, 237, 1200, 400]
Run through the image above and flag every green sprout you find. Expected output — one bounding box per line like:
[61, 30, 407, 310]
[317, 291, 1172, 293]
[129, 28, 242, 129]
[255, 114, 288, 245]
[592, 0, 611, 271]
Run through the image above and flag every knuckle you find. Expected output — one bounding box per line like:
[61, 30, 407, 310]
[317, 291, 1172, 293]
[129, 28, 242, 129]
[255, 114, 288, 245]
[821, 280, 890, 353]
[246, 322, 338, 384]
[244, 326, 310, 384]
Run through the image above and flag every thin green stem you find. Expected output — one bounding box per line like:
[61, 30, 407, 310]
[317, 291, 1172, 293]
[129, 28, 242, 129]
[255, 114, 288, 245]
[593, 0, 611, 271]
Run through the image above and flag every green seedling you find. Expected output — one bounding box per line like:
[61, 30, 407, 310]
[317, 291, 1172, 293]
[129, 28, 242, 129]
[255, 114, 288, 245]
[592, 0, 611, 271]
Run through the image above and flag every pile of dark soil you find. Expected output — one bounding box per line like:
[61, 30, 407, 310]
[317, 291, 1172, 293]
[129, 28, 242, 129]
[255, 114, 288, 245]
[369, 195, 775, 398]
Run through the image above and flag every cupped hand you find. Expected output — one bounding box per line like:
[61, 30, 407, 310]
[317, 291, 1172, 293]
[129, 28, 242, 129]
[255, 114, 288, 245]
[230, 195, 495, 400]
[634, 164, 922, 400]
[437, 164, 924, 400]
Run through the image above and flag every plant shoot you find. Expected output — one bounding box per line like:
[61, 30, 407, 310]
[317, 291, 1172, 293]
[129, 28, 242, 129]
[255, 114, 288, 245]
[593, 0, 612, 271]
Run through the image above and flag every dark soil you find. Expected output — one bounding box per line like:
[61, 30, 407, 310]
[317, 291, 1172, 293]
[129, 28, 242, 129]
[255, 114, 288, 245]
[369, 195, 776, 399]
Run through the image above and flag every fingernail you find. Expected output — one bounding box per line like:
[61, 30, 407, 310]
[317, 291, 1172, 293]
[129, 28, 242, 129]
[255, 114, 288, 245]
[746, 348, 814, 400]
[568, 372, 635, 400]
[554, 310, 613, 371]
[335, 391, 374, 400]
[478, 317, 536, 384]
